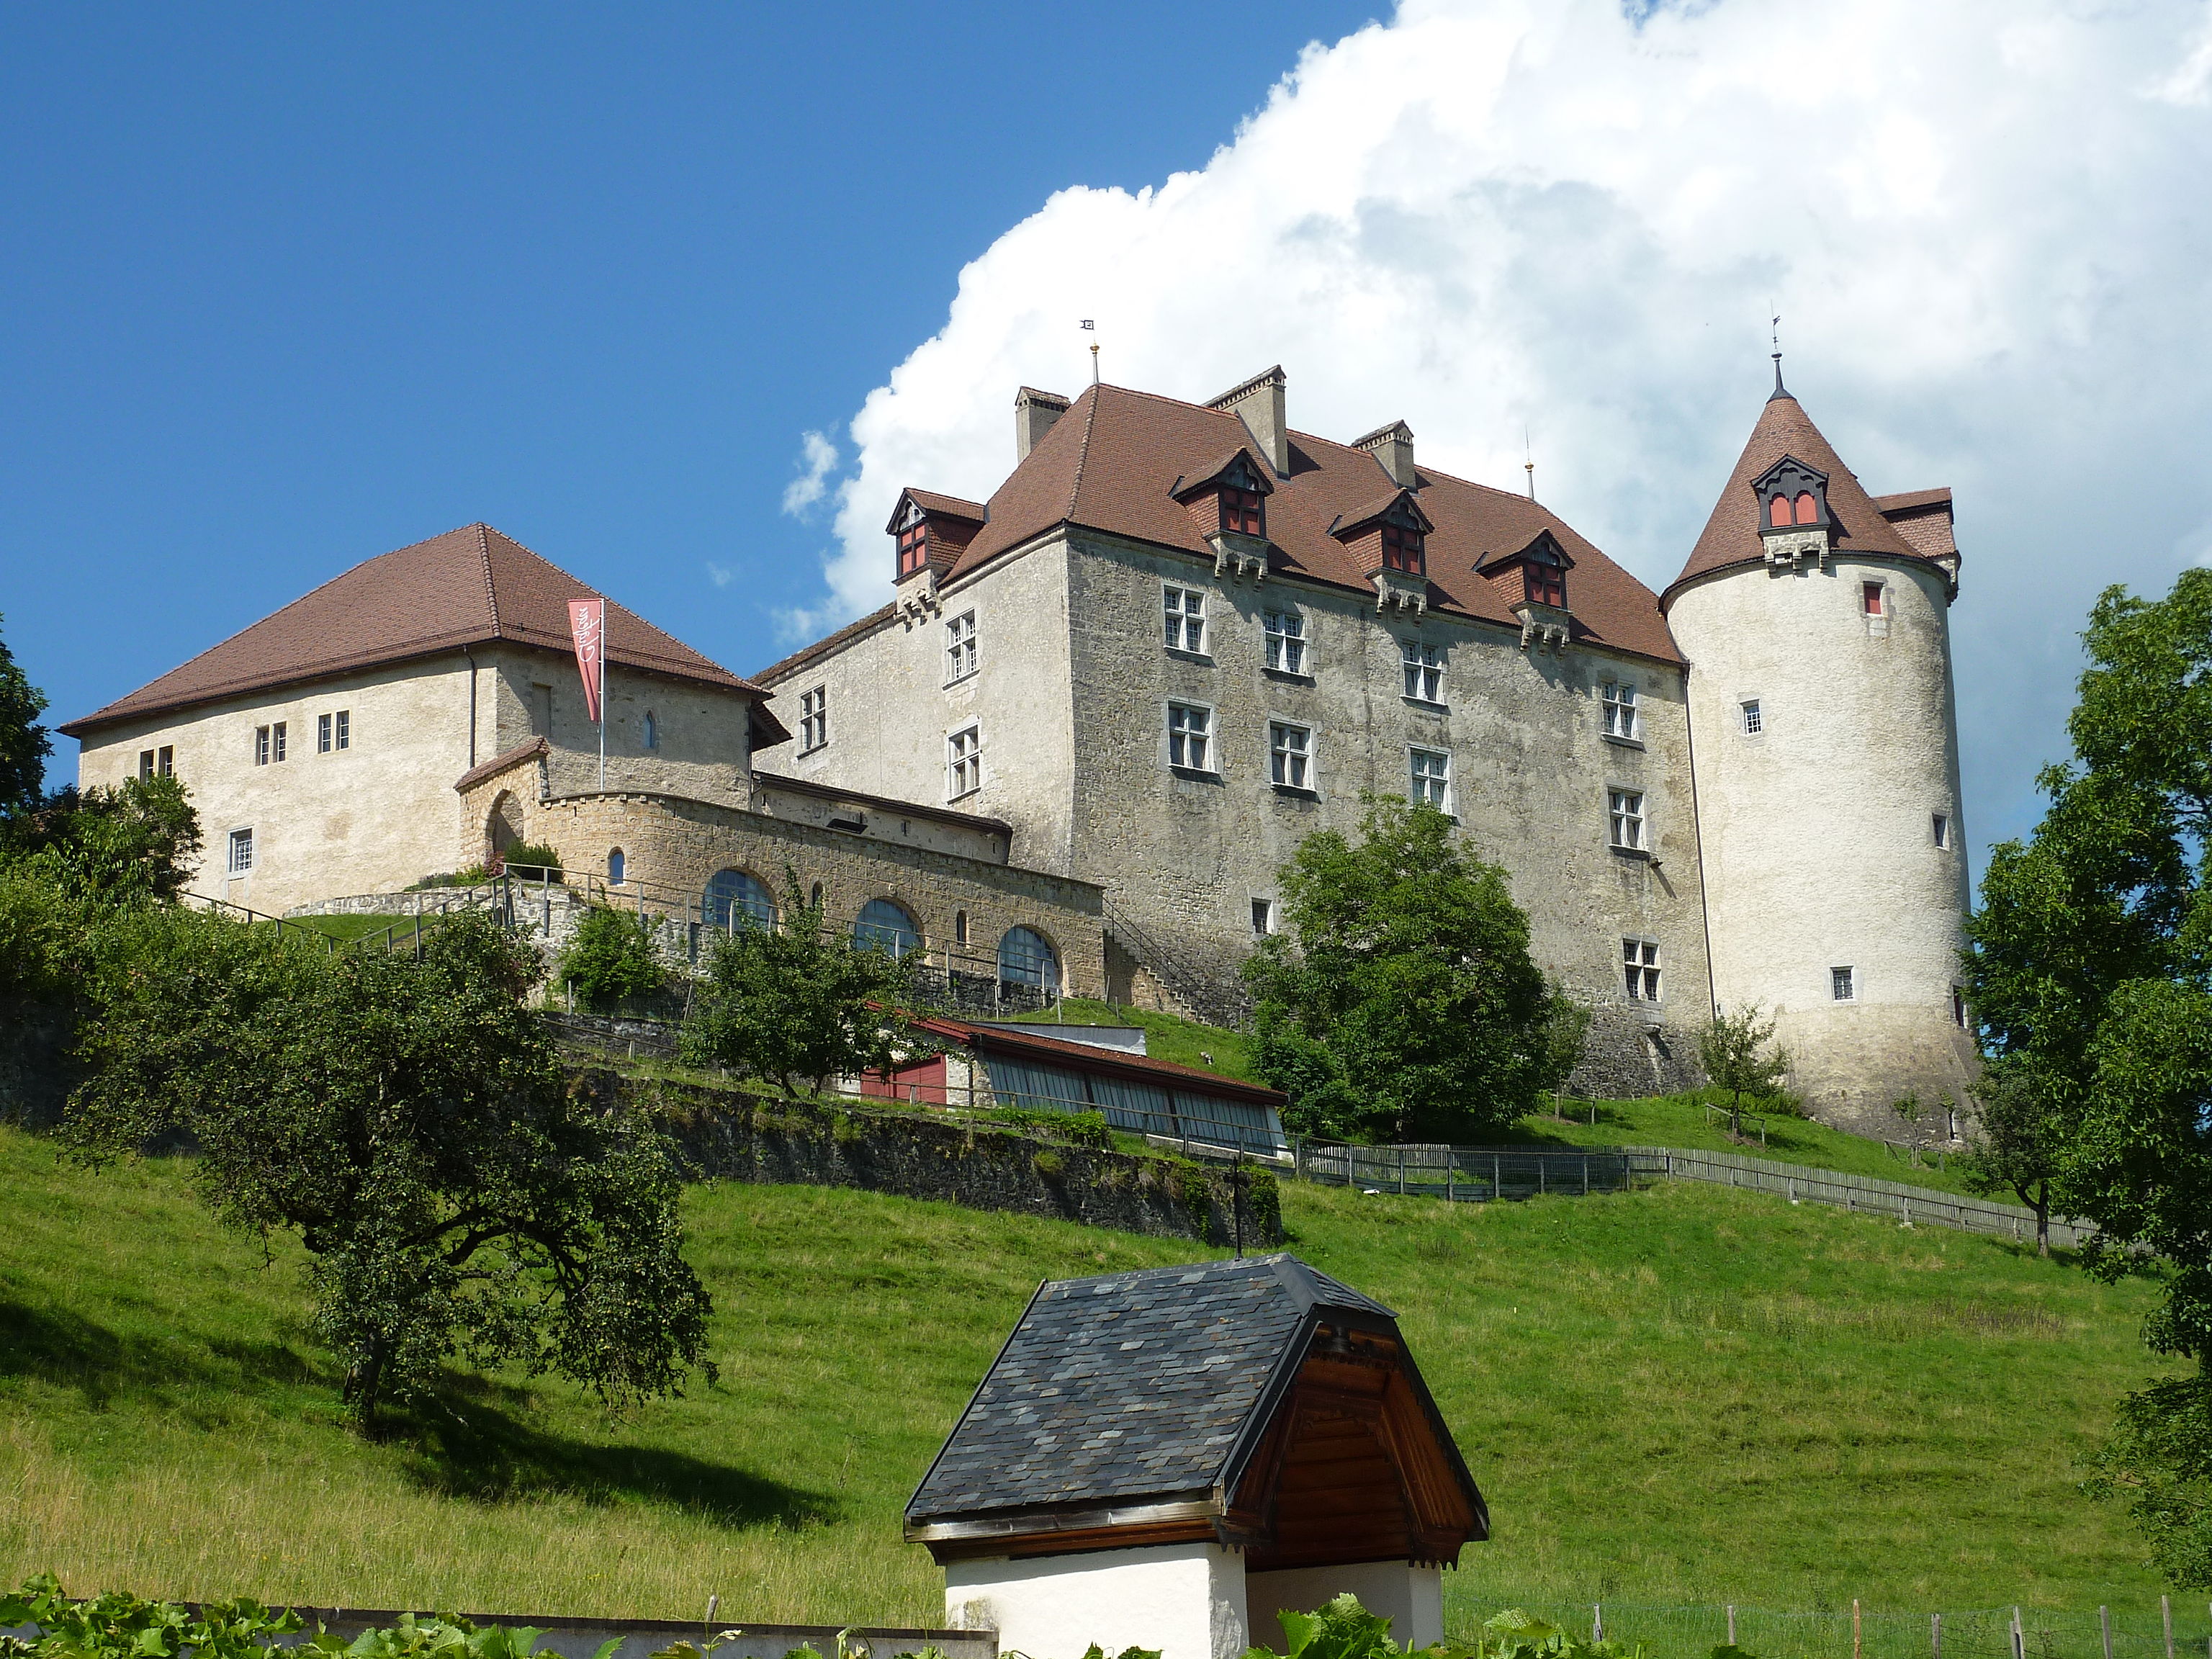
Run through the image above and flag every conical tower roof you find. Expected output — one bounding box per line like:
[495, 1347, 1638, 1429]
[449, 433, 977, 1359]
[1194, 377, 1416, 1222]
[1663, 387, 1936, 609]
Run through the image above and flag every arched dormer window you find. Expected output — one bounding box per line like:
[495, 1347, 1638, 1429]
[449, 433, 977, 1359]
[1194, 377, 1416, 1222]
[1753, 456, 1831, 535]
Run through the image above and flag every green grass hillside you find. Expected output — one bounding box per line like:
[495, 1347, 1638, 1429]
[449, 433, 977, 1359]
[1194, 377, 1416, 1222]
[0, 1123, 2172, 1632]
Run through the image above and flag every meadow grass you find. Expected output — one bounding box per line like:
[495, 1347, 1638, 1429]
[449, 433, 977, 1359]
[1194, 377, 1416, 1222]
[0, 1123, 2173, 1634]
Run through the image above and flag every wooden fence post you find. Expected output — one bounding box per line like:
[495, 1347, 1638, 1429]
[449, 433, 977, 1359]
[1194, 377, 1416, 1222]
[1593, 1606, 1602, 1643]
[2102, 1605, 2113, 1659]
[1854, 1599, 1861, 1659]
[1932, 1612, 1941, 1659]
[2165, 1596, 2175, 1659]
[1727, 1606, 1736, 1646]
[2011, 1607, 2024, 1659]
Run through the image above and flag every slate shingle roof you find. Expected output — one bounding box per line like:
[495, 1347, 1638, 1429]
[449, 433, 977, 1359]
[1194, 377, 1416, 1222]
[908, 1254, 1395, 1526]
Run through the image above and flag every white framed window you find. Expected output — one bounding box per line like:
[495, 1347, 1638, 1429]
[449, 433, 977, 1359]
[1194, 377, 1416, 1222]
[642, 711, 658, 750]
[157, 745, 173, 776]
[946, 724, 981, 799]
[254, 725, 271, 766]
[1608, 789, 1645, 851]
[945, 611, 977, 683]
[1832, 966, 1856, 1002]
[1401, 638, 1444, 703]
[1601, 680, 1638, 740]
[228, 827, 255, 873]
[138, 750, 155, 780]
[800, 686, 829, 752]
[1251, 897, 1274, 935]
[1263, 609, 1307, 674]
[1410, 747, 1450, 811]
[1269, 721, 1313, 790]
[1164, 585, 1207, 654]
[1932, 812, 1951, 849]
[1623, 938, 1661, 1002]
[1166, 702, 1213, 771]
[335, 710, 349, 750]
[318, 714, 332, 753]
[1741, 699, 1763, 736]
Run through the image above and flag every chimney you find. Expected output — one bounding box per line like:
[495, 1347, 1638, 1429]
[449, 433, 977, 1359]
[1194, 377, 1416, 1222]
[1015, 387, 1072, 462]
[1352, 421, 1417, 490]
[1205, 366, 1290, 477]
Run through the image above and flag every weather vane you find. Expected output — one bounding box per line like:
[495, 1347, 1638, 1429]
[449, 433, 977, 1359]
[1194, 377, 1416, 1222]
[1770, 307, 1786, 396]
[1524, 423, 1536, 502]
[1082, 318, 1098, 385]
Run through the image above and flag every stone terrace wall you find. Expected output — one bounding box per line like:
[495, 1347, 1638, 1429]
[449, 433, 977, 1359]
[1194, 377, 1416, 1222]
[580, 1069, 1284, 1247]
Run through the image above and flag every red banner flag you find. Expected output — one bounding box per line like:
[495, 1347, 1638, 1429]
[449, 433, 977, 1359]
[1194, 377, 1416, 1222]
[567, 598, 606, 723]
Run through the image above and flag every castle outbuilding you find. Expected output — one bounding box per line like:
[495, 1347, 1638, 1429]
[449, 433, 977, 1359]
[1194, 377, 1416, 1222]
[909, 1254, 1485, 1659]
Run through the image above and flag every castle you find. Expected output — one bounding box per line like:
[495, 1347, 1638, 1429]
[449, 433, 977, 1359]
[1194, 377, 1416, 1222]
[60, 363, 1977, 1136]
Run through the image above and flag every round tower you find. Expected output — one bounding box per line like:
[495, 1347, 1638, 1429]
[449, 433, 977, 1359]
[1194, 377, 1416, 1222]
[1662, 369, 1977, 1137]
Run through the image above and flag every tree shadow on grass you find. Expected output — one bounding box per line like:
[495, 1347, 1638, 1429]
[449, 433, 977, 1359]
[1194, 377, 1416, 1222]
[0, 1298, 836, 1531]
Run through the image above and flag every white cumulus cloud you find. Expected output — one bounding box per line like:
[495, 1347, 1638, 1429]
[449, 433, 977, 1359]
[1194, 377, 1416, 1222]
[793, 0, 2212, 852]
[780, 428, 841, 518]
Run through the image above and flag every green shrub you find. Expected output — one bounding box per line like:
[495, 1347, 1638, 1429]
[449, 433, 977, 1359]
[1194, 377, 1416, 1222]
[404, 865, 489, 891]
[498, 841, 563, 878]
[557, 905, 665, 1012]
[978, 1105, 1112, 1148]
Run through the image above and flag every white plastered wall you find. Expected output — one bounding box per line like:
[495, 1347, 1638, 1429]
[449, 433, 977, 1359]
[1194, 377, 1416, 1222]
[945, 1542, 1249, 1659]
[1245, 1563, 1444, 1651]
[1667, 554, 1977, 1131]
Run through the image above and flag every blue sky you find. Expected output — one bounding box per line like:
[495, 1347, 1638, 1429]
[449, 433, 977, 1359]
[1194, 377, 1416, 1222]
[9, 1, 2212, 872]
[0, 1, 1368, 749]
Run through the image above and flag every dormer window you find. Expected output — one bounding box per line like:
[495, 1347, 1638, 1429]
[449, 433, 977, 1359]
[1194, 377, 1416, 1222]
[1221, 483, 1264, 537]
[1380, 519, 1425, 575]
[1754, 456, 1830, 535]
[1177, 451, 1272, 547]
[896, 507, 929, 579]
[1524, 544, 1567, 608]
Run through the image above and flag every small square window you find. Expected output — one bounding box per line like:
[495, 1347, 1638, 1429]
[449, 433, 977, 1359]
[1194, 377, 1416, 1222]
[334, 710, 349, 750]
[1601, 680, 1638, 740]
[1410, 747, 1450, 811]
[1167, 702, 1212, 770]
[318, 714, 332, 753]
[1252, 897, 1273, 935]
[1623, 938, 1661, 1002]
[138, 750, 155, 781]
[1401, 639, 1444, 703]
[228, 827, 255, 873]
[1164, 585, 1207, 654]
[946, 611, 978, 683]
[1832, 966, 1856, 1002]
[1932, 812, 1950, 849]
[1863, 582, 1885, 617]
[800, 687, 829, 752]
[1608, 789, 1645, 851]
[1269, 721, 1313, 791]
[254, 726, 270, 766]
[1741, 699, 1763, 736]
[946, 724, 981, 799]
[1263, 610, 1306, 674]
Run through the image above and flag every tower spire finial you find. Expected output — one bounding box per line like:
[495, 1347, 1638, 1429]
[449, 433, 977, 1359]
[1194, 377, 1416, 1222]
[1524, 423, 1535, 502]
[1082, 318, 1098, 385]
[1768, 309, 1788, 400]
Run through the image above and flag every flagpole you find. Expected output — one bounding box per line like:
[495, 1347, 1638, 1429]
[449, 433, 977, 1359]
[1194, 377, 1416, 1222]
[597, 607, 606, 792]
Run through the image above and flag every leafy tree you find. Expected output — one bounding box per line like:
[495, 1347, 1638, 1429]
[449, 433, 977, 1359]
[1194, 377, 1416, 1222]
[1244, 795, 1556, 1143]
[1697, 1002, 1791, 1140]
[1958, 1065, 2064, 1256]
[682, 876, 929, 1094]
[1536, 988, 1593, 1100]
[6, 775, 202, 905]
[1960, 570, 2212, 1581]
[557, 905, 666, 1012]
[0, 615, 50, 819]
[66, 908, 711, 1430]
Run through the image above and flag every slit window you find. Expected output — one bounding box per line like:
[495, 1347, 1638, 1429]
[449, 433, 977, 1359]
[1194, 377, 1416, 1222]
[1252, 897, 1273, 935]
[1269, 721, 1312, 791]
[1933, 813, 1951, 849]
[1164, 585, 1207, 654]
[1167, 703, 1212, 771]
[1953, 986, 1968, 1028]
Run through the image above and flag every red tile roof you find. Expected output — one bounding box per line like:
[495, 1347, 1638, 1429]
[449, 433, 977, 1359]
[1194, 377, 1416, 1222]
[1665, 395, 1941, 606]
[62, 523, 766, 736]
[938, 384, 1686, 665]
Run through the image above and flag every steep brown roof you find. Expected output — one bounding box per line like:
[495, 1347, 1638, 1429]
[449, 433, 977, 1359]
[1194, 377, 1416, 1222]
[1665, 395, 1939, 608]
[62, 523, 765, 736]
[1874, 487, 1959, 566]
[938, 385, 1683, 664]
[900, 487, 988, 523]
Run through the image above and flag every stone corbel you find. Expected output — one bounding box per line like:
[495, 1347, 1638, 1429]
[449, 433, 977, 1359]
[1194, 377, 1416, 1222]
[1761, 529, 1830, 573]
[1370, 568, 1428, 616]
[1208, 530, 1270, 584]
[896, 568, 943, 626]
[1511, 601, 1570, 655]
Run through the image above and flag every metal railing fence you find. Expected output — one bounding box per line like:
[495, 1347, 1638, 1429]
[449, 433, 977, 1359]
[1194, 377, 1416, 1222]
[1447, 1599, 2212, 1659]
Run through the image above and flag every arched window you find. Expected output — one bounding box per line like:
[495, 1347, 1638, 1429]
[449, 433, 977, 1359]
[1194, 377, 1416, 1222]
[808, 881, 824, 911]
[1769, 495, 1792, 529]
[703, 868, 775, 932]
[607, 848, 626, 885]
[1793, 492, 1819, 525]
[642, 711, 658, 750]
[955, 909, 971, 946]
[998, 927, 1060, 990]
[854, 898, 922, 958]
